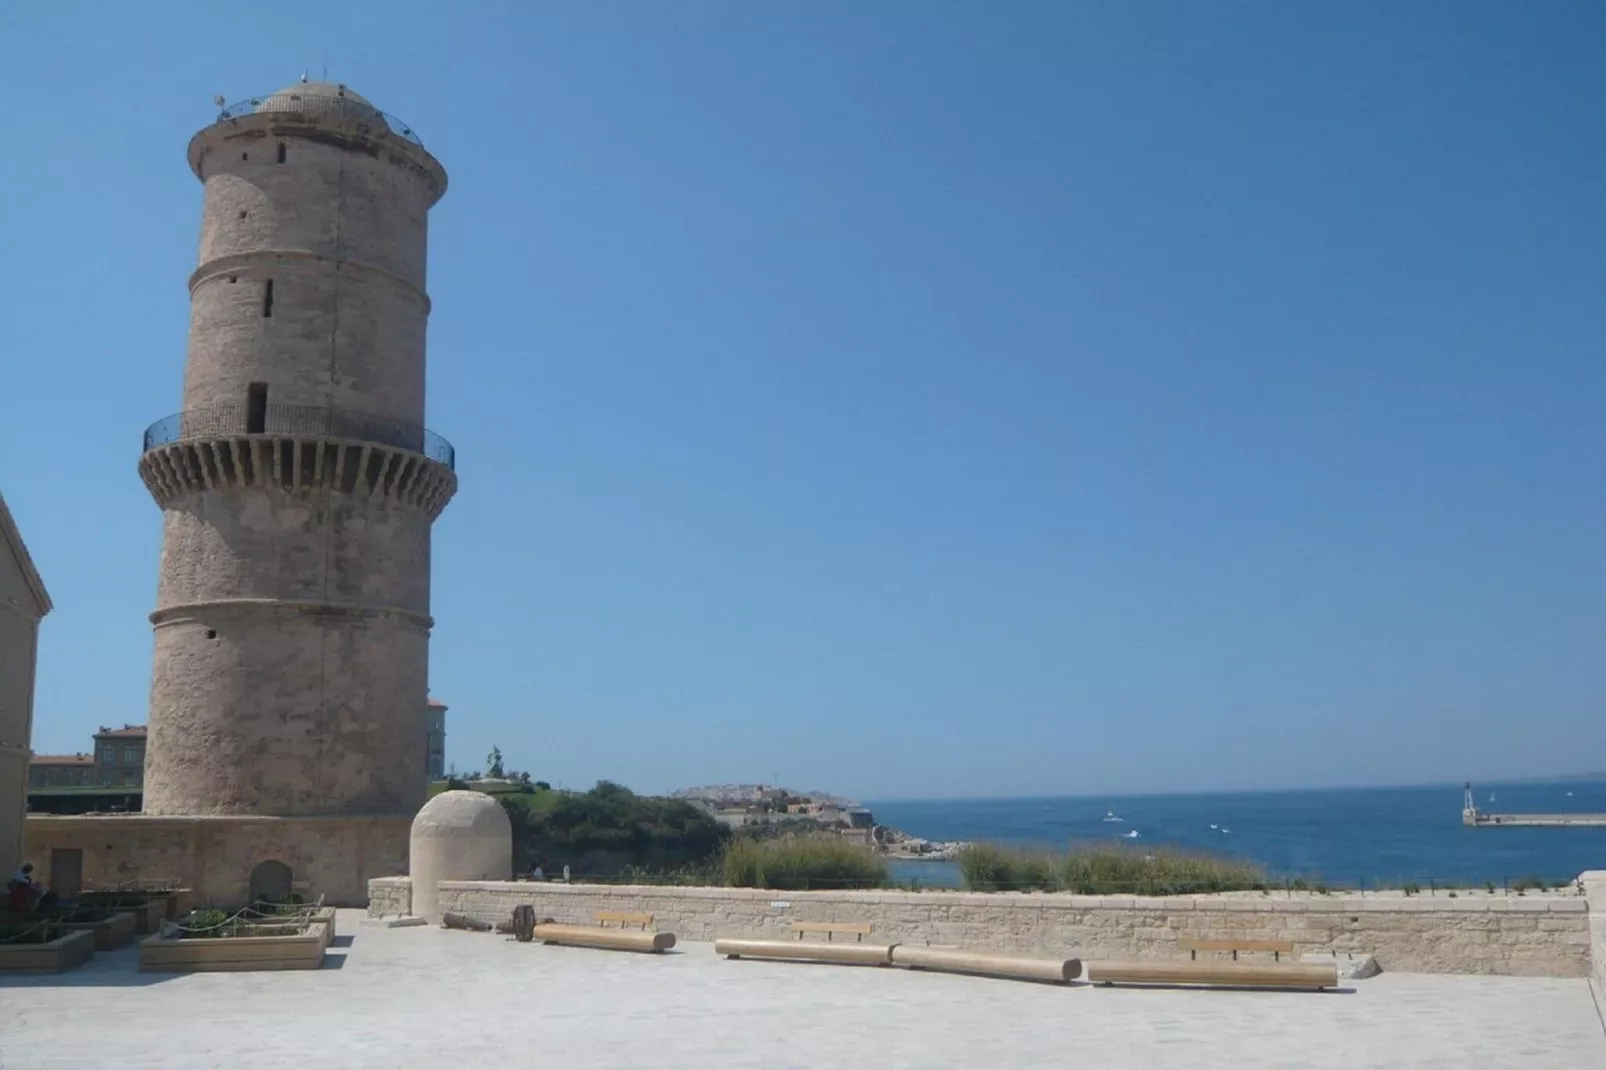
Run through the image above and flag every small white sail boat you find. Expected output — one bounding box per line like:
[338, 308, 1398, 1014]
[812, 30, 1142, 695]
[1103, 810, 1124, 823]
[1123, 829, 1140, 839]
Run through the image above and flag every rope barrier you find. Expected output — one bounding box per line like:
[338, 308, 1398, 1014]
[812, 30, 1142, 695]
[0, 919, 63, 945]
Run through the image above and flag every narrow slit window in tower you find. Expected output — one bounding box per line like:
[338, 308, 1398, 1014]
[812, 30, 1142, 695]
[277, 143, 287, 164]
[247, 382, 268, 434]
[262, 278, 274, 318]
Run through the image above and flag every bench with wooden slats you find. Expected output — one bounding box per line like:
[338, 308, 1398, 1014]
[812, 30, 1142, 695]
[790, 921, 873, 943]
[594, 911, 654, 931]
[1179, 938, 1295, 962]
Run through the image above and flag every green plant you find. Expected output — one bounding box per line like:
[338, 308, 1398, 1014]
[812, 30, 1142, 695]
[183, 909, 231, 938]
[500, 780, 730, 876]
[1403, 883, 1420, 897]
[956, 843, 1264, 896]
[1447, 891, 1457, 898]
[1486, 881, 1496, 894]
[720, 837, 888, 891]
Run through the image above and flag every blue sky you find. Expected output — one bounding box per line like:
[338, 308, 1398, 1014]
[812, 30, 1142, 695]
[2, 2, 1602, 800]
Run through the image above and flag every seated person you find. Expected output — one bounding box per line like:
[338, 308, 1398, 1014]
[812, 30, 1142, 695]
[6, 863, 41, 910]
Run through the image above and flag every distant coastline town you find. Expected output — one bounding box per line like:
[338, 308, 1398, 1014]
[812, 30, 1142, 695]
[670, 784, 965, 861]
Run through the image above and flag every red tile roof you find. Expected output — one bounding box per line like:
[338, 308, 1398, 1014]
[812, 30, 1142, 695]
[31, 753, 93, 765]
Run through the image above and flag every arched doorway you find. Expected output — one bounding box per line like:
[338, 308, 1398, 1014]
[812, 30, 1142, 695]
[249, 859, 293, 903]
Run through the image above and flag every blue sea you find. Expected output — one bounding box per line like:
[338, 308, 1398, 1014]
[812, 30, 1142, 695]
[869, 779, 1606, 890]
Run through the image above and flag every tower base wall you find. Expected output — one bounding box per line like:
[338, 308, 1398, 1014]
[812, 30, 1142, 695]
[21, 814, 409, 908]
[144, 606, 429, 817]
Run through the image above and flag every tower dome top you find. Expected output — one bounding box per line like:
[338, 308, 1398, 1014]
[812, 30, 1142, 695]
[256, 81, 381, 121]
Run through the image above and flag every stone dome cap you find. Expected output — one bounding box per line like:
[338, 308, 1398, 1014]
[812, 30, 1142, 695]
[412, 789, 512, 838]
[409, 791, 512, 924]
[256, 81, 382, 122]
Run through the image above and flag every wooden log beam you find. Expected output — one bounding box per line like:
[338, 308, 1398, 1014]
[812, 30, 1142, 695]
[533, 923, 675, 953]
[442, 912, 492, 932]
[1086, 960, 1339, 990]
[714, 938, 895, 966]
[891, 945, 1081, 984]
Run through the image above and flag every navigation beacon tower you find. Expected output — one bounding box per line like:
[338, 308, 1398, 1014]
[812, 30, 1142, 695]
[137, 81, 455, 829]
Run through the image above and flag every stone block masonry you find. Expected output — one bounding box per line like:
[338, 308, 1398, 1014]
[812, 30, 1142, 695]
[370, 878, 1593, 978]
[138, 82, 455, 829]
[26, 814, 409, 907]
[1581, 870, 1606, 1000]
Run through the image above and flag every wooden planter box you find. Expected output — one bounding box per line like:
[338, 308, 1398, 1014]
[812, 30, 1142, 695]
[249, 907, 335, 947]
[139, 929, 325, 973]
[308, 906, 336, 949]
[60, 911, 139, 950]
[85, 889, 184, 923]
[0, 928, 96, 973]
[80, 897, 167, 934]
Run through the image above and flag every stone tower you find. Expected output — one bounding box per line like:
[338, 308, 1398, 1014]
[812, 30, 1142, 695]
[137, 82, 454, 822]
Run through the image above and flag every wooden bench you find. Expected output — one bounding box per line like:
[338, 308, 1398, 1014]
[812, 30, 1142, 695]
[1180, 938, 1294, 962]
[791, 921, 873, 943]
[594, 911, 654, 931]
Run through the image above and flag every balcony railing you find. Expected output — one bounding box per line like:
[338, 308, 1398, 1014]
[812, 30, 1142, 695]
[216, 92, 424, 148]
[142, 403, 455, 470]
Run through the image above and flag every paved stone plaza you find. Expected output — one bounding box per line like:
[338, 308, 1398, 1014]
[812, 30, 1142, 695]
[2, 911, 1603, 1069]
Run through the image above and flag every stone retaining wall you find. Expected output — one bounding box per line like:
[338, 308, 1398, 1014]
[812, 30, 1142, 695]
[371, 877, 1591, 977]
[1581, 870, 1606, 997]
[368, 876, 412, 918]
[26, 814, 409, 907]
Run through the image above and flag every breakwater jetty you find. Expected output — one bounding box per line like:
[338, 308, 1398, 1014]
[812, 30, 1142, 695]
[1462, 783, 1606, 828]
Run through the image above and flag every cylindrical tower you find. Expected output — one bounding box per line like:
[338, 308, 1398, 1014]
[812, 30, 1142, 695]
[137, 82, 455, 819]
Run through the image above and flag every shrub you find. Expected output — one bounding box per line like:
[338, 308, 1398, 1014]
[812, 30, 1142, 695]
[720, 837, 888, 891]
[500, 780, 730, 876]
[183, 909, 231, 938]
[956, 843, 1059, 892]
[1403, 883, 1420, 897]
[956, 843, 1264, 895]
[1062, 845, 1263, 895]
